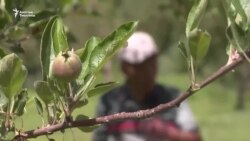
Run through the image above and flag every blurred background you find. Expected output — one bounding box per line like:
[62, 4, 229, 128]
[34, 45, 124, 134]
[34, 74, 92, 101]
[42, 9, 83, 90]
[1, 0, 250, 140]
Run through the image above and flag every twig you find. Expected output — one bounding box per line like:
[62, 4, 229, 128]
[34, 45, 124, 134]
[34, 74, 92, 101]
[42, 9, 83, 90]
[17, 50, 250, 139]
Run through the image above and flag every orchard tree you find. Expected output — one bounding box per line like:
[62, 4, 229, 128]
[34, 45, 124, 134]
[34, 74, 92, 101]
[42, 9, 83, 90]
[0, 0, 250, 140]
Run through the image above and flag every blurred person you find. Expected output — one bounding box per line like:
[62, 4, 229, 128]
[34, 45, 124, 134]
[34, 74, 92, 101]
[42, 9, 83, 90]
[92, 31, 201, 141]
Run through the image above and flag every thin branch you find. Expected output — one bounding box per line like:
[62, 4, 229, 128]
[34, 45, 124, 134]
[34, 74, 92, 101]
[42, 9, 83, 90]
[17, 50, 250, 139]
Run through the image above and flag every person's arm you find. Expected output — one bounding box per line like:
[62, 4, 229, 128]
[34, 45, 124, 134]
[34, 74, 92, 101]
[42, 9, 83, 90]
[164, 122, 201, 141]
[138, 101, 201, 141]
[138, 118, 201, 141]
[172, 101, 202, 141]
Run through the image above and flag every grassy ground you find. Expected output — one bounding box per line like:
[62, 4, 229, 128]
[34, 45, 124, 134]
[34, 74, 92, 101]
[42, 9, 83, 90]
[157, 54, 250, 141]
[18, 54, 250, 141]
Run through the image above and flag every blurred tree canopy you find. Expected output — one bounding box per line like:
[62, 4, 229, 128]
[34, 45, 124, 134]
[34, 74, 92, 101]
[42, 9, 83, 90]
[0, 0, 235, 85]
[63, 0, 229, 68]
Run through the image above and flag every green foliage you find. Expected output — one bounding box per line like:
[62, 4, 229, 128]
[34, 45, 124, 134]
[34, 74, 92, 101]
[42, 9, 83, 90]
[0, 92, 8, 109]
[226, 22, 248, 50]
[186, 0, 208, 36]
[78, 124, 100, 133]
[59, 0, 75, 14]
[0, 48, 6, 59]
[0, 129, 15, 141]
[180, 0, 211, 86]
[40, 16, 68, 81]
[188, 28, 211, 61]
[231, 0, 248, 31]
[75, 21, 138, 99]
[37, 16, 138, 134]
[12, 89, 28, 116]
[76, 37, 102, 85]
[89, 21, 138, 74]
[223, 0, 250, 62]
[51, 18, 69, 53]
[0, 8, 12, 29]
[75, 114, 100, 133]
[34, 81, 54, 104]
[0, 54, 28, 140]
[87, 82, 119, 98]
[0, 54, 27, 98]
[26, 11, 56, 27]
[178, 42, 189, 60]
[0, 0, 250, 140]
[0, 3, 138, 136]
[34, 97, 44, 116]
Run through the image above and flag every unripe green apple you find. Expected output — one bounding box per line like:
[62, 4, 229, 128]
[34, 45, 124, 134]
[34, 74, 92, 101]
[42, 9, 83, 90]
[52, 50, 82, 82]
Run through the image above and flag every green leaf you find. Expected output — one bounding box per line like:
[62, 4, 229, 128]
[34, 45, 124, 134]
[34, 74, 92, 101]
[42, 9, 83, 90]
[51, 17, 69, 54]
[178, 41, 189, 59]
[0, 125, 6, 139]
[34, 97, 43, 115]
[226, 23, 247, 47]
[34, 81, 54, 104]
[74, 98, 88, 109]
[0, 9, 12, 29]
[0, 48, 7, 59]
[231, 22, 248, 49]
[0, 124, 15, 140]
[75, 75, 96, 100]
[240, 0, 250, 19]
[226, 25, 233, 43]
[78, 124, 100, 133]
[40, 16, 57, 81]
[75, 114, 89, 120]
[40, 16, 69, 81]
[7, 26, 27, 42]
[186, 0, 208, 36]
[76, 37, 101, 85]
[2, 130, 15, 141]
[232, 0, 248, 30]
[0, 113, 5, 120]
[47, 78, 66, 97]
[0, 91, 8, 108]
[75, 114, 100, 132]
[25, 10, 56, 28]
[228, 21, 250, 62]
[0, 54, 27, 98]
[87, 82, 119, 98]
[76, 22, 137, 100]
[89, 21, 138, 74]
[4, 0, 25, 14]
[188, 29, 211, 61]
[77, 37, 102, 62]
[60, 0, 74, 14]
[13, 89, 28, 116]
